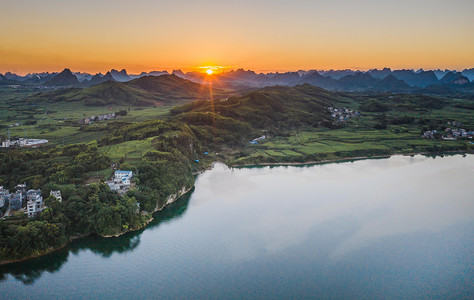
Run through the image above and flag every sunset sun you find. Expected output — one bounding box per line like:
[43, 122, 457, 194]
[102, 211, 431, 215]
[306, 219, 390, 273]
[206, 69, 213, 75]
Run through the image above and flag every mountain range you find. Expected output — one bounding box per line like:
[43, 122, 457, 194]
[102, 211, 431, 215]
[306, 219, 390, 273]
[2, 67, 474, 93]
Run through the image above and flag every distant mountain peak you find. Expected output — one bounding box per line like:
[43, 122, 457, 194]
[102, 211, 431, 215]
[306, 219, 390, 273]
[45, 68, 79, 86]
[172, 69, 185, 77]
[110, 69, 131, 82]
[440, 71, 470, 85]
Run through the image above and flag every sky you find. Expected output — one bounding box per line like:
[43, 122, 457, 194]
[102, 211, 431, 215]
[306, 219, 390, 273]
[1, 0, 473, 75]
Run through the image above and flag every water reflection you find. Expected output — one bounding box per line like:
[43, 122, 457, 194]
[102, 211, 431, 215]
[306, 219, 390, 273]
[190, 154, 473, 262]
[0, 189, 193, 284]
[0, 248, 69, 285]
[0, 155, 472, 299]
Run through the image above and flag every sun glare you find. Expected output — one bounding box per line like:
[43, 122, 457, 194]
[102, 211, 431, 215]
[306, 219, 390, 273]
[206, 69, 213, 75]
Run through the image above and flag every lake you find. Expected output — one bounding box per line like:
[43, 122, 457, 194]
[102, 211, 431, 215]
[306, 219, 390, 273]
[1, 154, 473, 299]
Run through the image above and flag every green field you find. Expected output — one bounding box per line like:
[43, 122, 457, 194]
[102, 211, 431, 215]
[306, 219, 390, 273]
[0, 87, 180, 145]
[1, 85, 473, 170]
[231, 94, 474, 164]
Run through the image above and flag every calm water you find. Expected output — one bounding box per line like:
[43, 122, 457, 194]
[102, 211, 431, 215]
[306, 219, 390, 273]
[1, 155, 473, 299]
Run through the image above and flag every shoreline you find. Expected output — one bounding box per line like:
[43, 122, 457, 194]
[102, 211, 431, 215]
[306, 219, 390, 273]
[99, 186, 194, 238]
[1, 150, 470, 266]
[0, 233, 89, 266]
[229, 150, 471, 168]
[0, 187, 193, 266]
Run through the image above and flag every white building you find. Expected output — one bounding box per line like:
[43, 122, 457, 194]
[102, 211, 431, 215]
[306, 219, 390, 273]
[1, 140, 12, 148]
[50, 190, 62, 202]
[121, 177, 131, 186]
[107, 170, 133, 192]
[26, 189, 44, 218]
[114, 170, 133, 179]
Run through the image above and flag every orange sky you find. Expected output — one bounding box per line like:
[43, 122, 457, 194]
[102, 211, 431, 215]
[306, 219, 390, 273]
[1, 0, 473, 75]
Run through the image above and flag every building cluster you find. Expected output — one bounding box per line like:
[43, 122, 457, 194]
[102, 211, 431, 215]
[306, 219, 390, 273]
[1, 138, 49, 148]
[249, 135, 266, 145]
[421, 130, 439, 138]
[442, 127, 474, 140]
[422, 127, 473, 140]
[0, 184, 62, 218]
[107, 170, 133, 193]
[328, 107, 360, 123]
[82, 113, 116, 125]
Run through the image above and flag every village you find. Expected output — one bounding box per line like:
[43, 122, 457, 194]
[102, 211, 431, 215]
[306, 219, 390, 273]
[1, 137, 49, 148]
[0, 170, 133, 219]
[422, 121, 474, 140]
[328, 107, 361, 123]
[82, 112, 117, 125]
[0, 184, 61, 218]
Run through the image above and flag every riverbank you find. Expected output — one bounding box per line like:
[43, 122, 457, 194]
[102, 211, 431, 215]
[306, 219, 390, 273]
[104, 151, 471, 239]
[0, 187, 195, 265]
[0, 244, 68, 266]
[230, 150, 472, 168]
[100, 185, 194, 238]
[0, 185, 194, 266]
[0, 233, 89, 266]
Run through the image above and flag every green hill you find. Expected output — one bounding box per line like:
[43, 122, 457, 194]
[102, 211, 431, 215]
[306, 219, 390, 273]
[171, 84, 338, 129]
[127, 74, 205, 97]
[28, 74, 216, 106]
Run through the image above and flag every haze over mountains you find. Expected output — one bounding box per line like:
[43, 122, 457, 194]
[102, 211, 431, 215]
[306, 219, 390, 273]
[1, 67, 473, 93]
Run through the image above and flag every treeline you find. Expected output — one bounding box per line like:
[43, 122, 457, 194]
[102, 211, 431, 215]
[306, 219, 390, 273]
[0, 143, 109, 188]
[0, 183, 148, 260]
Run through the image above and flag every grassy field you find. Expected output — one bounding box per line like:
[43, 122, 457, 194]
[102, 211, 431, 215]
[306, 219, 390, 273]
[232, 94, 474, 164]
[0, 87, 180, 146]
[1, 86, 473, 170]
[100, 137, 155, 163]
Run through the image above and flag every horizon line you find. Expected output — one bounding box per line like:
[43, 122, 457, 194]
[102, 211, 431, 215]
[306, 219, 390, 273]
[3, 66, 474, 77]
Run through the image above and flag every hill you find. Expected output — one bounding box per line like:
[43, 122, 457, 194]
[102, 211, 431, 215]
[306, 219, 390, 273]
[440, 72, 470, 85]
[45, 68, 80, 86]
[28, 74, 217, 106]
[300, 72, 338, 89]
[110, 69, 131, 82]
[375, 74, 410, 91]
[368, 68, 393, 79]
[0, 74, 20, 85]
[171, 84, 338, 129]
[391, 70, 438, 87]
[88, 71, 115, 86]
[127, 74, 205, 98]
[338, 72, 379, 89]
